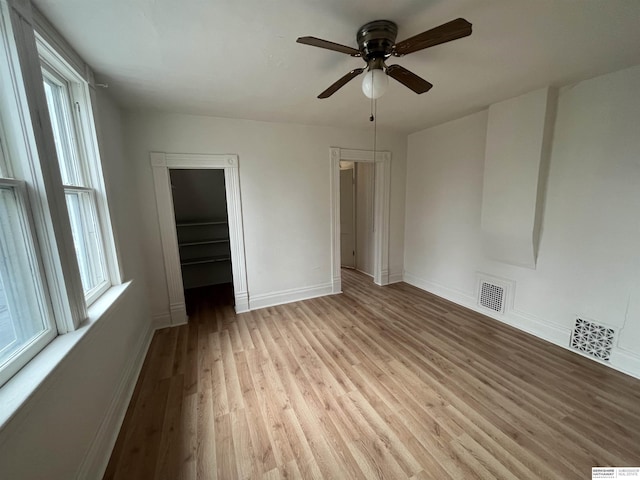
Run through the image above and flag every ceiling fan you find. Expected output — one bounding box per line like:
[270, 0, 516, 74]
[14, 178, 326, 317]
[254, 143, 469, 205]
[297, 18, 472, 99]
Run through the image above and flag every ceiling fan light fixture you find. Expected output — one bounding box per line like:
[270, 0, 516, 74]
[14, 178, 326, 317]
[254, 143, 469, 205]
[362, 68, 388, 99]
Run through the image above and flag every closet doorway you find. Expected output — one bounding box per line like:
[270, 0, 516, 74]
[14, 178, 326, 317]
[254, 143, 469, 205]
[170, 169, 232, 314]
[151, 152, 249, 327]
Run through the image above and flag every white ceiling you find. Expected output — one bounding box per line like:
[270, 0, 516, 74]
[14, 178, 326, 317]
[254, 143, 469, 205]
[34, 0, 640, 133]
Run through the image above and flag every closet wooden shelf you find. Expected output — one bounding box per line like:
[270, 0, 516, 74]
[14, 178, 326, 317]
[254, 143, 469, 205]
[176, 220, 228, 227]
[179, 239, 230, 247]
[181, 255, 231, 266]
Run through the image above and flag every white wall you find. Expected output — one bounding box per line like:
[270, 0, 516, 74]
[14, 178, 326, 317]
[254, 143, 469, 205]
[481, 87, 555, 268]
[125, 113, 407, 318]
[0, 90, 153, 479]
[404, 65, 640, 379]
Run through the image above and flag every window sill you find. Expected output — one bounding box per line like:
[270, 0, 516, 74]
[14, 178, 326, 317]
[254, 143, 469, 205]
[0, 281, 132, 433]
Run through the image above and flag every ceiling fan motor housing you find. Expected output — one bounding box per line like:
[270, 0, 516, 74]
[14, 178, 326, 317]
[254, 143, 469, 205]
[357, 20, 398, 62]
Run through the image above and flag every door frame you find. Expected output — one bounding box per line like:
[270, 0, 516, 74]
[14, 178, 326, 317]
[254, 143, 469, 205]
[150, 152, 249, 325]
[339, 164, 357, 269]
[330, 147, 391, 293]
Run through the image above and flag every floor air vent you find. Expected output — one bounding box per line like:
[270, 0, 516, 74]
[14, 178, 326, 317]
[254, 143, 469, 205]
[570, 318, 614, 361]
[479, 281, 505, 313]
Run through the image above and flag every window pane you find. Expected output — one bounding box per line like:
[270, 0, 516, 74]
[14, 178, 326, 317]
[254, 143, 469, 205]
[0, 186, 50, 368]
[42, 75, 83, 186]
[65, 190, 106, 294]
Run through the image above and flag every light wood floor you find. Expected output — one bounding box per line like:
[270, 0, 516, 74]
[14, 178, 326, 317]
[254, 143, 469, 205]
[104, 269, 640, 479]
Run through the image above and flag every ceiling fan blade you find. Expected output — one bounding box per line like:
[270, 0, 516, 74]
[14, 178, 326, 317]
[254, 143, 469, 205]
[386, 65, 433, 94]
[296, 36, 361, 56]
[318, 68, 365, 98]
[394, 18, 472, 56]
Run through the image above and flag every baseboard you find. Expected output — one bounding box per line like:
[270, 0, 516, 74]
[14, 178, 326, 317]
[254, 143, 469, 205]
[249, 282, 333, 311]
[356, 268, 374, 278]
[404, 270, 570, 346]
[75, 319, 154, 479]
[403, 272, 476, 307]
[388, 272, 403, 284]
[332, 275, 342, 294]
[169, 302, 187, 326]
[403, 271, 640, 380]
[234, 291, 250, 313]
[508, 308, 571, 347]
[611, 348, 640, 380]
[152, 311, 172, 330]
[403, 271, 568, 341]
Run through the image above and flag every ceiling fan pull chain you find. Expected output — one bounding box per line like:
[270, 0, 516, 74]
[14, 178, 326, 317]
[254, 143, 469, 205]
[370, 94, 374, 121]
[372, 98, 377, 233]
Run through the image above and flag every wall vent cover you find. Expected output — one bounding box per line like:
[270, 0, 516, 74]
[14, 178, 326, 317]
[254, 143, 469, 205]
[570, 318, 614, 362]
[479, 282, 505, 313]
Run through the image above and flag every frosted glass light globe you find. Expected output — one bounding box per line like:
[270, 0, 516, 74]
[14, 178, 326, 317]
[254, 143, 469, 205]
[361, 69, 388, 99]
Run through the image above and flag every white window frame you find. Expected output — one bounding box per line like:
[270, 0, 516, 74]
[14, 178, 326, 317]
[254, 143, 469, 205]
[0, 0, 78, 388]
[37, 34, 120, 306]
[0, 177, 57, 387]
[0, 117, 12, 178]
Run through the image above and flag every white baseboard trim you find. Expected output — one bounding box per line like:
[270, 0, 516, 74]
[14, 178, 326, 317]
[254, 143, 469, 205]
[404, 272, 569, 341]
[235, 292, 250, 313]
[404, 271, 640, 378]
[611, 349, 640, 380]
[403, 272, 476, 306]
[249, 282, 333, 311]
[356, 268, 374, 278]
[169, 302, 187, 326]
[332, 275, 342, 294]
[403, 271, 640, 380]
[508, 308, 571, 347]
[75, 319, 154, 479]
[152, 311, 172, 330]
[388, 272, 403, 284]
[404, 271, 570, 344]
[379, 269, 389, 286]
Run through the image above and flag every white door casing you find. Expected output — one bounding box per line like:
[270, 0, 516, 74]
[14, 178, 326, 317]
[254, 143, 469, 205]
[330, 147, 391, 293]
[150, 152, 249, 325]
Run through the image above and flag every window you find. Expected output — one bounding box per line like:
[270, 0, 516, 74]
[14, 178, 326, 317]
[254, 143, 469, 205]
[39, 45, 111, 304]
[0, 144, 56, 387]
[0, 0, 121, 389]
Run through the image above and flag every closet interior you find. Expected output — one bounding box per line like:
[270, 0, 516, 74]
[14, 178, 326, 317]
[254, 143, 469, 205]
[170, 169, 233, 310]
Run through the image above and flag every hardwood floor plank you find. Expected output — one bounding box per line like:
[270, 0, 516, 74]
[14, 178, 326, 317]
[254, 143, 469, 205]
[334, 393, 409, 480]
[266, 327, 368, 480]
[236, 315, 255, 351]
[177, 392, 197, 480]
[235, 350, 277, 474]
[184, 323, 199, 396]
[220, 329, 245, 413]
[210, 332, 229, 417]
[172, 325, 189, 377]
[214, 413, 237, 479]
[154, 374, 185, 480]
[196, 388, 216, 480]
[115, 377, 171, 479]
[197, 326, 213, 393]
[347, 389, 423, 476]
[280, 460, 303, 480]
[231, 408, 258, 480]
[104, 272, 640, 480]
